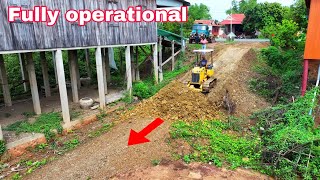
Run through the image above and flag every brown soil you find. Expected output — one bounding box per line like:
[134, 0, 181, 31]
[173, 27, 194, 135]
[112, 161, 272, 180]
[120, 82, 218, 122]
[2, 43, 271, 180]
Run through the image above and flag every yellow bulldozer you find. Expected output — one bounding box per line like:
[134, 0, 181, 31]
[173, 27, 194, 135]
[188, 49, 217, 93]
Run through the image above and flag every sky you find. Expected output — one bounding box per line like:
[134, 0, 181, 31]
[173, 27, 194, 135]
[188, 0, 295, 20]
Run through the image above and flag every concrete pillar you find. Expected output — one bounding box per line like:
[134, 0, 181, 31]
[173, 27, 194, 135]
[96, 47, 106, 109]
[105, 48, 111, 83]
[172, 40, 175, 71]
[159, 37, 163, 82]
[130, 47, 136, 82]
[135, 46, 140, 81]
[126, 46, 133, 96]
[85, 49, 92, 78]
[0, 125, 3, 141]
[0, 55, 12, 107]
[102, 49, 108, 95]
[68, 50, 79, 103]
[40, 52, 51, 97]
[19, 53, 28, 92]
[52, 51, 58, 85]
[55, 50, 71, 126]
[26, 53, 41, 115]
[153, 44, 159, 84]
[74, 51, 81, 90]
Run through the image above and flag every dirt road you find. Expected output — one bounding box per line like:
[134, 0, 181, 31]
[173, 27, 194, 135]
[26, 43, 270, 180]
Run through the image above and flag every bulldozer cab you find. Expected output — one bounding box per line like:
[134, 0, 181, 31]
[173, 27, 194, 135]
[193, 49, 214, 67]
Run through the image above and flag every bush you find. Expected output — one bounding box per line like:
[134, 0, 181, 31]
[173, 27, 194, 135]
[133, 82, 154, 99]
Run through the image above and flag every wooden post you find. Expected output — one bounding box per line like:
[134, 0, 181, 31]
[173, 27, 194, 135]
[26, 53, 41, 115]
[106, 48, 111, 83]
[52, 51, 58, 85]
[96, 47, 106, 109]
[40, 52, 51, 97]
[55, 50, 71, 126]
[153, 44, 159, 84]
[159, 37, 163, 82]
[172, 40, 175, 71]
[126, 46, 133, 97]
[102, 48, 108, 95]
[19, 53, 28, 92]
[68, 50, 79, 103]
[85, 49, 92, 78]
[135, 46, 140, 81]
[0, 55, 12, 107]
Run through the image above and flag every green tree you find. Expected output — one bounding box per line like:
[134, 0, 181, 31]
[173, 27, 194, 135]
[242, 2, 286, 33]
[290, 0, 308, 31]
[262, 19, 299, 49]
[226, 0, 257, 14]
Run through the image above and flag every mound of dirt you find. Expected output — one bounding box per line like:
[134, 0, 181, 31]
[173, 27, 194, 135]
[121, 82, 218, 121]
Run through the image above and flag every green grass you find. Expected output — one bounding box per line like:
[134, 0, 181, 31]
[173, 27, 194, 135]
[170, 120, 261, 169]
[88, 123, 113, 138]
[4, 112, 63, 140]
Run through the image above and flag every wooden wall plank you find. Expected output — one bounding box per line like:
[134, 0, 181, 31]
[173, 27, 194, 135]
[0, 0, 157, 52]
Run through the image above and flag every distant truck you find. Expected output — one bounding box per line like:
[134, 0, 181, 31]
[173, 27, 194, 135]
[189, 24, 213, 44]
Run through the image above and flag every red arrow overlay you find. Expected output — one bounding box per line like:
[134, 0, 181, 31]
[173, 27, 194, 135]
[128, 118, 164, 146]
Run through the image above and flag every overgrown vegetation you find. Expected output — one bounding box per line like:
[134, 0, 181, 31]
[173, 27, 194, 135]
[252, 88, 320, 179]
[170, 120, 261, 169]
[4, 112, 63, 141]
[250, 46, 303, 103]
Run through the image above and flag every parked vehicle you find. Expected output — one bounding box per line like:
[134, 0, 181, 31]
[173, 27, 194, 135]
[189, 24, 214, 44]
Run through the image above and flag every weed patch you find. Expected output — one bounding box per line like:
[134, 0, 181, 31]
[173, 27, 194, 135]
[170, 120, 261, 169]
[88, 123, 113, 138]
[4, 112, 63, 141]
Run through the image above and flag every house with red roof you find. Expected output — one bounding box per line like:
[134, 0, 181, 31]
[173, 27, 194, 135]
[220, 14, 246, 36]
[194, 20, 222, 37]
